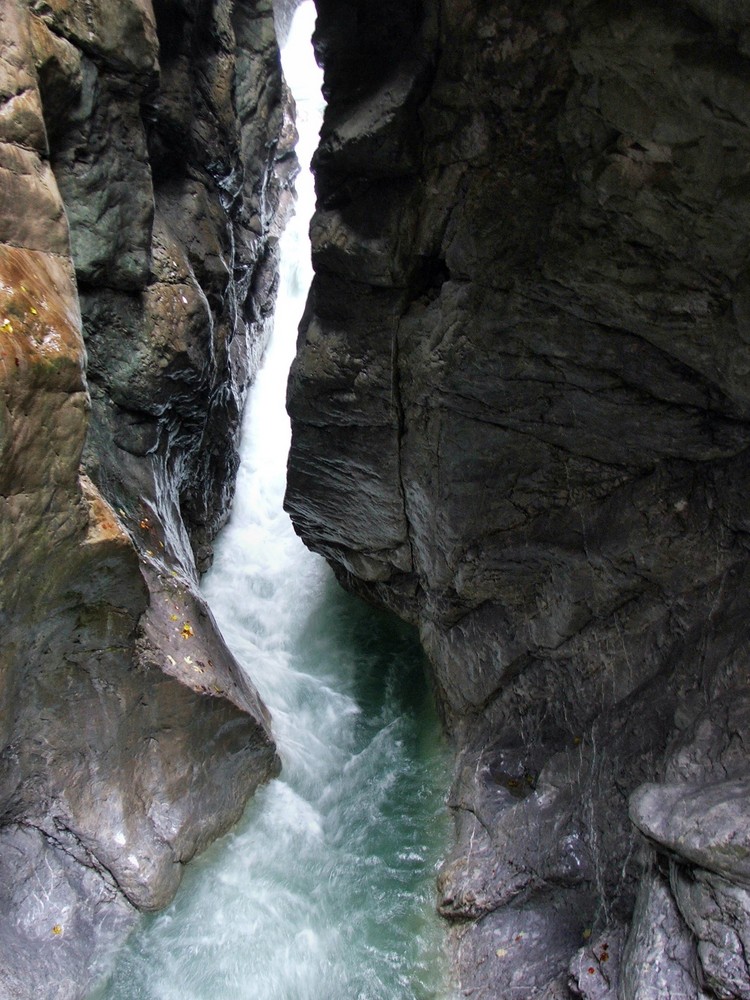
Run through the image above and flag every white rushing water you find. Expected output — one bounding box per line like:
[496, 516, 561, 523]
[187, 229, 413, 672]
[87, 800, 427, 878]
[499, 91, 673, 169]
[96, 5, 453, 999]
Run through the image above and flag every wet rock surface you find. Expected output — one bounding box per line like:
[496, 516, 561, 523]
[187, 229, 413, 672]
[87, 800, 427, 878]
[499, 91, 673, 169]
[0, 0, 291, 994]
[286, 0, 750, 995]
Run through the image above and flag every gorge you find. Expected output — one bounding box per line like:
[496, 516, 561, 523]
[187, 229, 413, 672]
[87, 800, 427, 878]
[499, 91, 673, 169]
[1, 0, 750, 997]
[94, 13, 452, 994]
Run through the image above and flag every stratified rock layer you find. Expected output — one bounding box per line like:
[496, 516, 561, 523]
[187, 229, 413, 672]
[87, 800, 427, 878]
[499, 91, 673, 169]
[0, 0, 291, 995]
[285, 0, 750, 995]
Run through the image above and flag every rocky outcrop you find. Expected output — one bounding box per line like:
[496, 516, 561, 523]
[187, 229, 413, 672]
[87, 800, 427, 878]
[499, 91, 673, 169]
[286, 0, 750, 995]
[0, 0, 292, 994]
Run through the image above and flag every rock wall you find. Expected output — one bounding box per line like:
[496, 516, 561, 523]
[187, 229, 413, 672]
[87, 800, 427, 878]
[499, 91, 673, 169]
[0, 0, 292, 995]
[286, 0, 750, 995]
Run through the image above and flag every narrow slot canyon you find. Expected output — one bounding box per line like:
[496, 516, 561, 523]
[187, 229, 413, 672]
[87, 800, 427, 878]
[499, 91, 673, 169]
[1, 0, 749, 998]
[91, 8, 453, 994]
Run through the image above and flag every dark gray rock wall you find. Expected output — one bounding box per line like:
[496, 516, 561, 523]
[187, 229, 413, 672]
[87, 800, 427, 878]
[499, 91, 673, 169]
[0, 0, 291, 994]
[286, 0, 750, 995]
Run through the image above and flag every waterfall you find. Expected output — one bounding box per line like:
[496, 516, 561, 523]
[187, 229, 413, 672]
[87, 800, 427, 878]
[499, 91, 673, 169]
[92, 5, 453, 997]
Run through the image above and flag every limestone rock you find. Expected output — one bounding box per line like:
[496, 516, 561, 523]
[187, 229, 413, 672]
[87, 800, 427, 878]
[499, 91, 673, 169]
[0, 144, 68, 251]
[568, 926, 625, 1000]
[673, 866, 750, 1000]
[631, 778, 750, 884]
[0, 825, 137, 1000]
[31, 0, 159, 77]
[451, 889, 591, 999]
[620, 864, 709, 1000]
[286, 0, 750, 994]
[0, 0, 290, 993]
[624, 687, 750, 999]
[51, 59, 154, 290]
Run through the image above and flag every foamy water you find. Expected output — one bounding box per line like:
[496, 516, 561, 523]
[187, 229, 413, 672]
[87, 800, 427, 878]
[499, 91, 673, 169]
[93, 7, 452, 997]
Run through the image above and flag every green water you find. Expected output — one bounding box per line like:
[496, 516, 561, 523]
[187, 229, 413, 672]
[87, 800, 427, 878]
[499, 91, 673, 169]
[92, 7, 454, 997]
[97, 576, 451, 1000]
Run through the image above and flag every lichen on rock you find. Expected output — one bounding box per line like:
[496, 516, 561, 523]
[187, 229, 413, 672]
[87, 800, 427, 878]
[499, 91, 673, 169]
[0, 0, 293, 994]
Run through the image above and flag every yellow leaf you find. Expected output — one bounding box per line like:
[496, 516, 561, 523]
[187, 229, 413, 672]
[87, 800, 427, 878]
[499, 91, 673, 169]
[180, 622, 194, 639]
[52, 924, 62, 936]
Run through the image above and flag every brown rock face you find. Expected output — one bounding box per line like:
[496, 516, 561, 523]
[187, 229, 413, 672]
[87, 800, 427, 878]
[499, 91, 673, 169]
[0, 0, 291, 994]
[286, 0, 750, 995]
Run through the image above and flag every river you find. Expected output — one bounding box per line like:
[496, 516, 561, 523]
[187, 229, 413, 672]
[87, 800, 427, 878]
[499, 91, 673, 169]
[93, 5, 452, 997]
